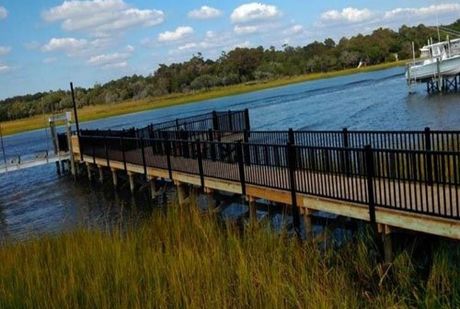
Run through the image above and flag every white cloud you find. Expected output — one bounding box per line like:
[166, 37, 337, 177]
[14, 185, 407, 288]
[234, 41, 251, 48]
[234, 25, 260, 35]
[158, 26, 194, 42]
[320, 7, 373, 24]
[188, 6, 222, 19]
[41, 37, 88, 52]
[87, 52, 130, 68]
[384, 3, 460, 20]
[0, 46, 11, 56]
[284, 24, 304, 35]
[0, 6, 7, 20]
[231, 2, 280, 23]
[42, 0, 164, 36]
[178, 43, 197, 51]
[24, 41, 41, 50]
[43, 57, 57, 64]
[0, 64, 10, 73]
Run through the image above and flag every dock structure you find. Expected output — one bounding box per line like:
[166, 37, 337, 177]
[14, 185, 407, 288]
[0, 152, 70, 174]
[70, 110, 460, 259]
[66, 111, 460, 257]
[425, 73, 460, 94]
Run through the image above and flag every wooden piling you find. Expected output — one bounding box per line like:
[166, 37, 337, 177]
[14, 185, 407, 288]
[98, 165, 104, 183]
[128, 172, 135, 194]
[382, 225, 393, 263]
[176, 182, 186, 206]
[110, 168, 118, 188]
[302, 208, 314, 240]
[148, 176, 157, 199]
[247, 196, 257, 221]
[86, 163, 92, 181]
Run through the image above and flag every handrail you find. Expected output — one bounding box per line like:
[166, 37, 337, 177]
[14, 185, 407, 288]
[79, 133, 460, 221]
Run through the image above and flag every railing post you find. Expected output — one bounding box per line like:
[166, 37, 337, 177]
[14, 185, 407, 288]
[244, 108, 250, 131]
[243, 130, 250, 165]
[165, 136, 173, 181]
[212, 111, 219, 130]
[104, 135, 110, 169]
[79, 135, 84, 161]
[92, 139, 96, 165]
[288, 128, 297, 164]
[364, 145, 377, 227]
[208, 129, 216, 161]
[425, 127, 433, 185]
[237, 141, 246, 196]
[228, 110, 234, 131]
[287, 142, 301, 238]
[140, 137, 148, 181]
[343, 128, 351, 176]
[120, 136, 127, 172]
[196, 139, 205, 189]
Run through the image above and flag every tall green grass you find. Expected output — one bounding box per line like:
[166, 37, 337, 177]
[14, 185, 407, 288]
[0, 198, 458, 308]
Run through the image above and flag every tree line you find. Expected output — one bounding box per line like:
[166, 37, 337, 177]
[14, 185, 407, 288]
[1, 20, 459, 122]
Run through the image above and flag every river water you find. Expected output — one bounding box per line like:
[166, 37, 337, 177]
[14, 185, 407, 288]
[1, 67, 460, 239]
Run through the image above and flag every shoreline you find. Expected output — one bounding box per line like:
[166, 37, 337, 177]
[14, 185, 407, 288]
[1, 61, 405, 137]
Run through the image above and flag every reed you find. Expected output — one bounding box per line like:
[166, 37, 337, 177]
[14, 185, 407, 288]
[0, 197, 458, 308]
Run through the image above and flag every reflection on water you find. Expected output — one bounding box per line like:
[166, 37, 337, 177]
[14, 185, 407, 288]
[1, 67, 460, 240]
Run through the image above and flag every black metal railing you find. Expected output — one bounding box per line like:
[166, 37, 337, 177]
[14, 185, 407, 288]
[80, 109, 250, 141]
[79, 132, 460, 221]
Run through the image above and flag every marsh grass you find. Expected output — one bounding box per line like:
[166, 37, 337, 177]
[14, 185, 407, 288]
[1, 61, 404, 137]
[0, 196, 458, 308]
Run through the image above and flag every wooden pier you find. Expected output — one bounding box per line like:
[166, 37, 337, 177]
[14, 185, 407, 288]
[0, 153, 70, 174]
[74, 143, 460, 239]
[424, 73, 460, 94]
[67, 109, 460, 261]
[71, 110, 460, 239]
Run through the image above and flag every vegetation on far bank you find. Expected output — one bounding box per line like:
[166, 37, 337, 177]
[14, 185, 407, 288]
[0, 198, 459, 308]
[2, 21, 460, 122]
[1, 61, 404, 136]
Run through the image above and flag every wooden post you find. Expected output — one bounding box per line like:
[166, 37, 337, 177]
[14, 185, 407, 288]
[86, 163, 92, 181]
[247, 196, 257, 221]
[204, 188, 216, 209]
[111, 168, 118, 188]
[382, 225, 393, 263]
[303, 208, 314, 240]
[148, 176, 157, 199]
[98, 165, 104, 183]
[66, 116, 76, 177]
[128, 172, 135, 194]
[176, 182, 186, 206]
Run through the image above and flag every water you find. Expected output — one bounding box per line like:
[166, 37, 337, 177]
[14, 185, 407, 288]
[1, 67, 460, 239]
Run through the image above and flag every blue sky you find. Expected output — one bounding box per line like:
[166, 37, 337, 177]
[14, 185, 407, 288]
[0, 0, 459, 99]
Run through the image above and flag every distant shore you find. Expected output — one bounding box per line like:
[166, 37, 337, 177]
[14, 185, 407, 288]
[1, 61, 405, 136]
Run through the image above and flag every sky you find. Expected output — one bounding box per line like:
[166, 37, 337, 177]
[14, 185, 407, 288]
[0, 0, 459, 99]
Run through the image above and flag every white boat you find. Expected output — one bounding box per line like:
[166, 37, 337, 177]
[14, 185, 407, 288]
[406, 38, 460, 84]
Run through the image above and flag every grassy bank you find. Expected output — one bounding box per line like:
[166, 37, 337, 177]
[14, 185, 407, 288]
[1, 61, 405, 137]
[0, 199, 458, 308]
